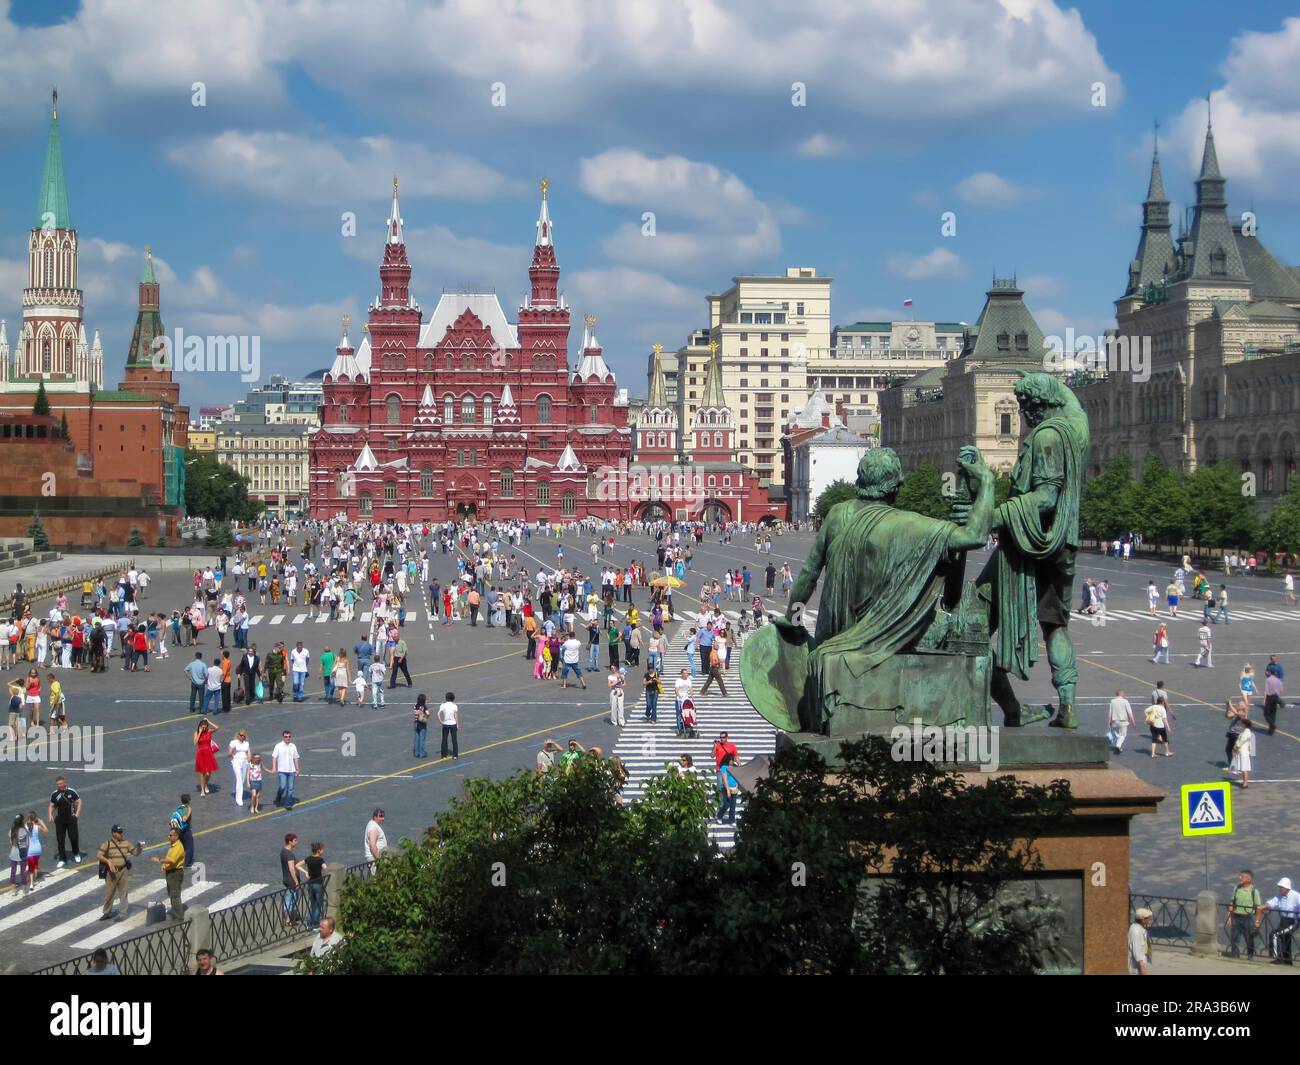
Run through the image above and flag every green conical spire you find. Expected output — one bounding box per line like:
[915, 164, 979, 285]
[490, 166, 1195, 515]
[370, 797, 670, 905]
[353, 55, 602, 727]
[700, 344, 726, 408]
[36, 89, 71, 231]
[142, 244, 157, 284]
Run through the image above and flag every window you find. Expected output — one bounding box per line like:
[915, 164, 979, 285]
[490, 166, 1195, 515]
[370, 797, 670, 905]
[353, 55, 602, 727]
[708, 475, 716, 487]
[384, 481, 397, 503]
[536, 394, 552, 424]
[469, 449, 477, 466]
[537, 483, 551, 505]
[482, 394, 493, 424]
[43, 246, 54, 286]
[796, 302, 804, 316]
[461, 394, 476, 423]
[1000, 413, 1012, 435]
[385, 394, 400, 424]
[589, 406, 600, 424]
[359, 490, 372, 515]
[562, 491, 577, 516]
[713, 431, 723, 447]
[500, 467, 515, 497]
[444, 394, 454, 424]
[723, 476, 730, 487]
[420, 466, 433, 497]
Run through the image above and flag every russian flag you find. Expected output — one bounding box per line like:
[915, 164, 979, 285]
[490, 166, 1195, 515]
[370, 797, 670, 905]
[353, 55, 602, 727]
[902, 299, 913, 308]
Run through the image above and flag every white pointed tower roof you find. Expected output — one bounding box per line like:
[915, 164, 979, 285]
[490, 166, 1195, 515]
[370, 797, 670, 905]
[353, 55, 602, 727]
[536, 178, 552, 247]
[495, 383, 521, 425]
[352, 443, 379, 471]
[573, 313, 614, 383]
[413, 383, 440, 427]
[556, 443, 584, 472]
[329, 314, 363, 379]
[0, 320, 7, 358]
[90, 328, 101, 354]
[387, 175, 404, 245]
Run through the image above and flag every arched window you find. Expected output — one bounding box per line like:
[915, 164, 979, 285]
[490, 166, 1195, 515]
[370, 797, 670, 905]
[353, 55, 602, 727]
[723, 476, 730, 487]
[658, 432, 667, 448]
[63, 339, 72, 373]
[500, 467, 515, 497]
[43, 245, 54, 286]
[420, 466, 433, 497]
[444, 394, 454, 425]
[708, 475, 717, 487]
[589, 407, 599, 424]
[462, 394, 476, 424]
[384, 481, 397, 503]
[713, 431, 723, 447]
[537, 482, 551, 505]
[536, 394, 552, 424]
[42, 339, 51, 373]
[386, 394, 401, 424]
[482, 394, 493, 425]
[358, 490, 372, 515]
[562, 491, 577, 516]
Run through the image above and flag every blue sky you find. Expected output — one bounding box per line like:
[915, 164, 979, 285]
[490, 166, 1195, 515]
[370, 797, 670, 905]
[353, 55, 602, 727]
[3, 0, 1300, 404]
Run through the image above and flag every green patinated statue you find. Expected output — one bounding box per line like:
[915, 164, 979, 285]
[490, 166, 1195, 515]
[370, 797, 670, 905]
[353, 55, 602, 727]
[741, 372, 1091, 747]
[973, 371, 1090, 729]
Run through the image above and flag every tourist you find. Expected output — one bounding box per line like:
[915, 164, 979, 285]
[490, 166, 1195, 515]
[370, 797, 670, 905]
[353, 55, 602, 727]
[304, 842, 327, 930]
[279, 834, 303, 928]
[84, 949, 120, 975]
[194, 948, 224, 975]
[1230, 720, 1255, 788]
[536, 738, 562, 775]
[716, 753, 739, 824]
[47, 776, 82, 867]
[290, 641, 310, 702]
[228, 729, 250, 807]
[96, 826, 142, 921]
[320, 644, 336, 704]
[247, 754, 264, 814]
[194, 718, 219, 797]
[1165, 580, 1179, 618]
[1227, 870, 1262, 960]
[1213, 584, 1230, 624]
[412, 693, 430, 759]
[1194, 621, 1214, 668]
[1239, 663, 1256, 708]
[1256, 877, 1300, 966]
[1144, 697, 1171, 758]
[368, 657, 387, 709]
[1106, 690, 1135, 753]
[700, 639, 729, 697]
[271, 730, 301, 808]
[438, 692, 459, 759]
[1151, 623, 1169, 665]
[643, 666, 661, 724]
[1128, 908, 1153, 975]
[169, 795, 194, 867]
[559, 632, 586, 690]
[310, 915, 346, 959]
[607, 665, 625, 726]
[151, 827, 186, 920]
[21, 811, 46, 891]
[1263, 667, 1284, 736]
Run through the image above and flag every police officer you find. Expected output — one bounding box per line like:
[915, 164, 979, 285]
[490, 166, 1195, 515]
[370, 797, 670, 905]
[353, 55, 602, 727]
[1257, 876, 1300, 965]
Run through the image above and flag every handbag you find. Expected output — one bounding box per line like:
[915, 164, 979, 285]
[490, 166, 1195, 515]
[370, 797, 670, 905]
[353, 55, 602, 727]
[255, 680, 266, 700]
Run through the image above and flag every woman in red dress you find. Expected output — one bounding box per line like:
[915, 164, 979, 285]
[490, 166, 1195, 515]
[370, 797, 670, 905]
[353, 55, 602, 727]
[194, 718, 220, 797]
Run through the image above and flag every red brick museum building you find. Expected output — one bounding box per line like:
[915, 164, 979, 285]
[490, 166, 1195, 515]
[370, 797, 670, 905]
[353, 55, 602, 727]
[309, 180, 634, 522]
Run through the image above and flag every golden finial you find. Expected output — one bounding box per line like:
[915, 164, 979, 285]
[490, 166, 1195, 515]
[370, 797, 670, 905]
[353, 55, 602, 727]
[393, 175, 398, 196]
[652, 343, 663, 354]
[540, 177, 549, 199]
[145, 242, 152, 259]
[52, 87, 58, 120]
[342, 313, 350, 331]
[584, 314, 596, 327]
[362, 322, 370, 333]
[708, 341, 719, 355]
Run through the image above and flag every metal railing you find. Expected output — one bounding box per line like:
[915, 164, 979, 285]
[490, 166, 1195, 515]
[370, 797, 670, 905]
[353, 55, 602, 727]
[32, 918, 192, 977]
[1129, 892, 1292, 959]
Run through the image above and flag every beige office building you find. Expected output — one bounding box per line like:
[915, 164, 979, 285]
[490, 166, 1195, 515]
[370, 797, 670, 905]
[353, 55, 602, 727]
[216, 421, 311, 518]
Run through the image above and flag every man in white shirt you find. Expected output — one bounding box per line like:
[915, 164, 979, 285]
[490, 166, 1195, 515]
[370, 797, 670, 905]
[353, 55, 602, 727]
[1286, 573, 1296, 607]
[368, 659, 387, 708]
[1194, 622, 1214, 668]
[1128, 908, 1153, 975]
[204, 659, 223, 716]
[363, 809, 388, 863]
[559, 635, 586, 689]
[309, 916, 346, 959]
[270, 730, 301, 807]
[1107, 690, 1135, 753]
[438, 692, 459, 759]
[290, 641, 310, 703]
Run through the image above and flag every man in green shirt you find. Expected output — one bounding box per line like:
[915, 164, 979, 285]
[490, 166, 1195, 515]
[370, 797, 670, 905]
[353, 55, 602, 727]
[320, 648, 336, 704]
[388, 637, 411, 688]
[152, 827, 186, 921]
[265, 642, 285, 703]
[1227, 869, 1263, 959]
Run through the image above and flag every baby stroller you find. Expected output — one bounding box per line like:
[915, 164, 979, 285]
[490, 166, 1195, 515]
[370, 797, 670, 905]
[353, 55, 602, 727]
[680, 697, 699, 739]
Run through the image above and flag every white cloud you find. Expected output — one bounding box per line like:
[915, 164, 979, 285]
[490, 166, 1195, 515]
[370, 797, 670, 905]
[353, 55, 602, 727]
[1020, 274, 1061, 299]
[343, 224, 528, 301]
[569, 267, 698, 315]
[954, 171, 1038, 208]
[0, 1, 1121, 141]
[887, 248, 965, 281]
[795, 134, 848, 158]
[1035, 307, 1108, 342]
[579, 149, 780, 273]
[166, 131, 522, 206]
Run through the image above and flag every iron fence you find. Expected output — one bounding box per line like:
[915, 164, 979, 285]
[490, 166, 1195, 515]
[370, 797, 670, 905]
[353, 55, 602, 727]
[1130, 892, 1293, 960]
[31, 918, 192, 977]
[211, 881, 321, 961]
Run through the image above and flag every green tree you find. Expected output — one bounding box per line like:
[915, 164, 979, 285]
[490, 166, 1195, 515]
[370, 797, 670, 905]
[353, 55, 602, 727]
[32, 381, 51, 417]
[1188, 462, 1259, 550]
[26, 513, 50, 551]
[812, 479, 856, 524]
[1135, 454, 1190, 550]
[58, 411, 69, 440]
[1079, 455, 1137, 540]
[1261, 479, 1300, 553]
[895, 463, 948, 520]
[184, 449, 261, 523]
[126, 526, 146, 547]
[308, 738, 1071, 975]
[204, 521, 233, 549]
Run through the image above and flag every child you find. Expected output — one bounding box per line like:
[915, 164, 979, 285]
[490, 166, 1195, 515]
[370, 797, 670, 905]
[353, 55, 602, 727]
[48, 674, 67, 731]
[247, 754, 264, 814]
[353, 669, 367, 707]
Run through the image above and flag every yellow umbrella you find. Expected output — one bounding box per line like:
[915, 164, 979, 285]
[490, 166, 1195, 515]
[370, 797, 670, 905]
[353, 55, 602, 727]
[650, 575, 685, 588]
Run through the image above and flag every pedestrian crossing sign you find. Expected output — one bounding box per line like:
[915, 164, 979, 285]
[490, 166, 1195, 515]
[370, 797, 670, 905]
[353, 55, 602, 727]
[1180, 782, 1233, 836]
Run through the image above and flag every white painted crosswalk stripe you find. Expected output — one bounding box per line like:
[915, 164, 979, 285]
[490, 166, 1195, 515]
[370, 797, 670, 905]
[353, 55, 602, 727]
[250, 615, 263, 626]
[0, 877, 105, 934]
[206, 883, 268, 911]
[293, 613, 307, 624]
[270, 614, 285, 625]
[25, 879, 169, 945]
[71, 880, 223, 951]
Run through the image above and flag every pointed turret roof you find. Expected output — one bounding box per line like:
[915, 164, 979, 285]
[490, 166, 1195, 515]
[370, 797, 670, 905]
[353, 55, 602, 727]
[556, 443, 583, 471]
[0, 320, 7, 355]
[387, 175, 404, 244]
[142, 244, 158, 284]
[37, 89, 71, 231]
[329, 315, 363, 379]
[646, 346, 670, 409]
[699, 346, 727, 409]
[1181, 108, 1247, 284]
[964, 278, 1045, 366]
[413, 383, 440, 427]
[352, 443, 379, 471]
[536, 178, 552, 246]
[1125, 133, 1175, 296]
[125, 248, 165, 369]
[574, 314, 613, 382]
[495, 383, 521, 425]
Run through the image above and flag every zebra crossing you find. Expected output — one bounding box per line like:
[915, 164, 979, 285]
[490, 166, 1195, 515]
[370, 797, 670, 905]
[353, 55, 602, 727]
[609, 611, 818, 848]
[1075, 607, 1300, 625]
[0, 869, 268, 957]
[235, 609, 419, 627]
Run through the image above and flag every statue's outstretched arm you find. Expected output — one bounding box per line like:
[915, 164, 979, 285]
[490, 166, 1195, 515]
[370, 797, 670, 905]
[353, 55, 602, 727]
[947, 446, 995, 551]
